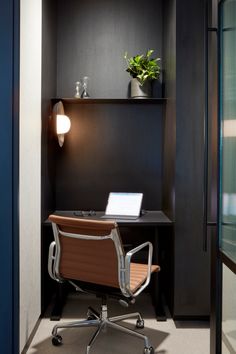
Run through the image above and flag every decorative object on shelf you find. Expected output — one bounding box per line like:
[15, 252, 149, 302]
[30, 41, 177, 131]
[81, 76, 90, 98]
[130, 78, 151, 99]
[124, 49, 161, 98]
[53, 101, 71, 147]
[74, 81, 81, 98]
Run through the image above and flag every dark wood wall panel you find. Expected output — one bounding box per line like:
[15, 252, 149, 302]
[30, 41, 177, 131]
[41, 0, 58, 312]
[175, 0, 210, 317]
[162, 0, 176, 221]
[41, 0, 57, 222]
[55, 103, 163, 210]
[56, 0, 163, 98]
[162, 0, 176, 314]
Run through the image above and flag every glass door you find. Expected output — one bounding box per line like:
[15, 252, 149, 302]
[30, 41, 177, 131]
[219, 0, 236, 352]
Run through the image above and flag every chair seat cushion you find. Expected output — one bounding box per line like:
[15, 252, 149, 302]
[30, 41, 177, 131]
[130, 263, 160, 292]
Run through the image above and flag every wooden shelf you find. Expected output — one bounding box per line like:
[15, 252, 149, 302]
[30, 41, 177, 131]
[52, 98, 166, 104]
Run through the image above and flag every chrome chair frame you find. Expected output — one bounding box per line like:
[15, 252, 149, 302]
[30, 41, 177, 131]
[48, 221, 155, 354]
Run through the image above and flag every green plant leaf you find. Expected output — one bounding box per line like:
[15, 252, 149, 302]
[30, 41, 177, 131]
[124, 49, 161, 84]
[146, 49, 154, 58]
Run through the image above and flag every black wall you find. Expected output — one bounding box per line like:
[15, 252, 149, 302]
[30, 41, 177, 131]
[174, 0, 210, 317]
[162, 0, 176, 314]
[41, 0, 58, 311]
[162, 0, 176, 221]
[47, 0, 165, 211]
[56, 0, 163, 98]
[162, 0, 211, 318]
[41, 0, 57, 221]
[55, 103, 163, 210]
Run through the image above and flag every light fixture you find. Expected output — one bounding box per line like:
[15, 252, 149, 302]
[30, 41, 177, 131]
[53, 101, 71, 147]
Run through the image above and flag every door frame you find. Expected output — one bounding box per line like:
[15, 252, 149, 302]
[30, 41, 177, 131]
[0, 0, 19, 353]
[210, 0, 223, 353]
[211, 1, 236, 353]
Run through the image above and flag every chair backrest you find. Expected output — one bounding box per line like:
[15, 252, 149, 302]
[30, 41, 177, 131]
[49, 215, 125, 289]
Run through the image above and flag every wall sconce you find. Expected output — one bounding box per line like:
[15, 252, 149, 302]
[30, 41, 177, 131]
[53, 101, 71, 147]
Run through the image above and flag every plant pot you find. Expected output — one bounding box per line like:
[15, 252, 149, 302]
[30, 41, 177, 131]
[130, 78, 152, 98]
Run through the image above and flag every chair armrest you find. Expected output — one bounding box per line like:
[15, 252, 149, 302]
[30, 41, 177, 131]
[48, 241, 59, 282]
[125, 241, 153, 297]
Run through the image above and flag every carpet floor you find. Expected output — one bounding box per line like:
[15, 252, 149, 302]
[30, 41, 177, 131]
[26, 293, 210, 354]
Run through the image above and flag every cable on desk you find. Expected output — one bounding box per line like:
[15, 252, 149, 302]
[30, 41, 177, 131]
[73, 210, 96, 217]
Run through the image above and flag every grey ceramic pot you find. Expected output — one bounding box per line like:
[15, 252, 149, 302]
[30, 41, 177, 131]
[130, 78, 152, 98]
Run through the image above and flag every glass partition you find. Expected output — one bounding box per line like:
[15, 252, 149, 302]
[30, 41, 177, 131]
[219, 1, 236, 353]
[220, 0, 236, 264]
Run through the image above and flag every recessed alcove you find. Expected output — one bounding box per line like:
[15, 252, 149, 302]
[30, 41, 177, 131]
[42, 0, 210, 323]
[41, 0, 172, 314]
[42, 0, 168, 216]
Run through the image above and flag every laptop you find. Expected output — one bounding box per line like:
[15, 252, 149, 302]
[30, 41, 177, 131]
[101, 192, 143, 220]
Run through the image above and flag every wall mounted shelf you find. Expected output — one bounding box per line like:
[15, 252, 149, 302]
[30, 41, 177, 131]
[52, 98, 166, 105]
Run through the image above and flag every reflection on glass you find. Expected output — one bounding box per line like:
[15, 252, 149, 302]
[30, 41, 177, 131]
[223, 120, 236, 137]
[220, 0, 236, 263]
[222, 265, 236, 354]
[220, 3, 236, 352]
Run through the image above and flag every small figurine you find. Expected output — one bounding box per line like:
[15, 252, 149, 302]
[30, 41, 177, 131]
[81, 76, 90, 98]
[74, 81, 81, 98]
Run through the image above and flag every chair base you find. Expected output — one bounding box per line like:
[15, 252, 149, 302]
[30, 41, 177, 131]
[51, 302, 154, 354]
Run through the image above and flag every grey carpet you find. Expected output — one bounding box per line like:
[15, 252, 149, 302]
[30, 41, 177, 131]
[26, 293, 210, 354]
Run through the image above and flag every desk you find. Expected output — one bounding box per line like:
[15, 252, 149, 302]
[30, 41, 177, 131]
[52, 210, 171, 225]
[44, 210, 172, 321]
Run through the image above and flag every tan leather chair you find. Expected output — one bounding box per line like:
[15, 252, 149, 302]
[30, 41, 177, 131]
[48, 214, 160, 354]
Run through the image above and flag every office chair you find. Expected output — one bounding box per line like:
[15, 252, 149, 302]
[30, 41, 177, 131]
[48, 214, 160, 354]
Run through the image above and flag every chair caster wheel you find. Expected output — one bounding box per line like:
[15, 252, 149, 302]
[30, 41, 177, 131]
[144, 346, 154, 354]
[52, 335, 63, 346]
[136, 319, 144, 329]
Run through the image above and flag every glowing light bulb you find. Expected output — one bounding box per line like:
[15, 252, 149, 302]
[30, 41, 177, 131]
[56, 114, 71, 146]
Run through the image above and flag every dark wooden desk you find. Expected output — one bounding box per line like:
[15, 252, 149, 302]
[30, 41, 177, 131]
[50, 210, 171, 225]
[44, 210, 172, 321]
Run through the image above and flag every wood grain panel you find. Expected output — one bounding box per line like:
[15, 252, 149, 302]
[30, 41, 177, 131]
[174, 0, 210, 318]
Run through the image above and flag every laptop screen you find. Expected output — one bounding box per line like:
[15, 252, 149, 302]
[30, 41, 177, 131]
[105, 192, 143, 217]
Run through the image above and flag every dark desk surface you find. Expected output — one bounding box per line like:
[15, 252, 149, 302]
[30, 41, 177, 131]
[46, 210, 173, 226]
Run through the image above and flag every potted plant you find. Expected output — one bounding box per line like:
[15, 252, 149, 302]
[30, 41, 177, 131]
[124, 49, 161, 98]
